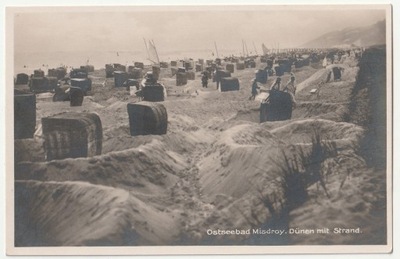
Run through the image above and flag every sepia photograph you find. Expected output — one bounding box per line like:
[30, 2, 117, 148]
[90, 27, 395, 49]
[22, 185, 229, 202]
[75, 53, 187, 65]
[5, 3, 393, 256]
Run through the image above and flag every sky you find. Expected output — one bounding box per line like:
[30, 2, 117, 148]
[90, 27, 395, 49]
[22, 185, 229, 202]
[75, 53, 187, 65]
[1, 1, 399, 259]
[11, 5, 387, 54]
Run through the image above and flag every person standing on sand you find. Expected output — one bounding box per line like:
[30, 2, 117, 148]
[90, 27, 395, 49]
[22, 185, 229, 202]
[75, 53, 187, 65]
[283, 73, 296, 95]
[270, 77, 282, 91]
[282, 73, 297, 106]
[201, 72, 208, 88]
[322, 56, 328, 68]
[249, 78, 260, 100]
[214, 67, 221, 90]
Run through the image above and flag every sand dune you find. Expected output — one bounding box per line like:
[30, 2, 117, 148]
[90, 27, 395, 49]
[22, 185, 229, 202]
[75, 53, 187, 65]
[198, 124, 285, 201]
[15, 180, 181, 246]
[16, 138, 187, 194]
[269, 118, 364, 145]
[14, 52, 387, 246]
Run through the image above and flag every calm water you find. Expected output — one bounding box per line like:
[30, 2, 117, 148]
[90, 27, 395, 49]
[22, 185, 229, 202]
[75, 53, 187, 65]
[14, 49, 240, 76]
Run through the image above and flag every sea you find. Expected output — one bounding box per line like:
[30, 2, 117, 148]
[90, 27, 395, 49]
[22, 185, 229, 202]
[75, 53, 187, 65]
[14, 48, 241, 76]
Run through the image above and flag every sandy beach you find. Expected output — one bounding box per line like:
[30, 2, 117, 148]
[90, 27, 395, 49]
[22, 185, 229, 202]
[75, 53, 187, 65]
[13, 47, 388, 247]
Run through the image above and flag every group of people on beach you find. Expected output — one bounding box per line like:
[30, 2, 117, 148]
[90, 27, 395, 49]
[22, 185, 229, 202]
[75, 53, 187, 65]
[198, 63, 297, 103]
[249, 72, 296, 101]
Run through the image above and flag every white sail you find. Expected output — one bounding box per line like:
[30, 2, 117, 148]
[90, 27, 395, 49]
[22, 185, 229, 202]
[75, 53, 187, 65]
[242, 40, 245, 57]
[149, 40, 160, 64]
[252, 42, 258, 55]
[214, 41, 219, 58]
[143, 38, 150, 61]
[242, 40, 250, 57]
[244, 41, 249, 57]
[146, 39, 160, 64]
[261, 43, 269, 55]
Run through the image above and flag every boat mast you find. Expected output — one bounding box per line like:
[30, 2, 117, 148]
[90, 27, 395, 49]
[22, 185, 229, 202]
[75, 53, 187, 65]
[252, 42, 258, 55]
[143, 38, 150, 61]
[242, 40, 245, 57]
[151, 39, 160, 64]
[214, 41, 219, 58]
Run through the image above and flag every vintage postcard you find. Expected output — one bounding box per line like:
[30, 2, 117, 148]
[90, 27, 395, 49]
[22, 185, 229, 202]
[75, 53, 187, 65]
[5, 4, 393, 255]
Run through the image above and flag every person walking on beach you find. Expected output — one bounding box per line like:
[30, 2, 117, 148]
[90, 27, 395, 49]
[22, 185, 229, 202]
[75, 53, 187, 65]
[201, 72, 208, 88]
[322, 56, 328, 68]
[270, 77, 282, 91]
[282, 73, 297, 107]
[214, 69, 220, 90]
[249, 78, 260, 100]
[283, 73, 296, 95]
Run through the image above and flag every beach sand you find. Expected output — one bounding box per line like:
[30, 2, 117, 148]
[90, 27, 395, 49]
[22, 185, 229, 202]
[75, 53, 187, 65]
[14, 53, 387, 246]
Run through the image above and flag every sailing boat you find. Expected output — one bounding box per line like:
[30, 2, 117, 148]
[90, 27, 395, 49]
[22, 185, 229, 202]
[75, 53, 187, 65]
[261, 43, 269, 55]
[252, 42, 258, 56]
[214, 41, 219, 58]
[144, 38, 160, 65]
[242, 40, 249, 57]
